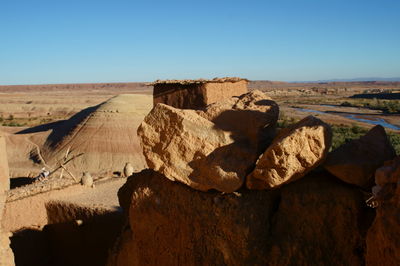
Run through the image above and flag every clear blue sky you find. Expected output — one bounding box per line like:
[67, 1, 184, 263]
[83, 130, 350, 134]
[1, 0, 399, 85]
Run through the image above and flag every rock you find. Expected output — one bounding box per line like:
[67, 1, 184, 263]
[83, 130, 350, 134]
[81, 172, 93, 187]
[246, 116, 332, 190]
[0, 133, 9, 192]
[0, 230, 14, 266]
[366, 156, 400, 265]
[0, 133, 15, 266]
[108, 169, 369, 266]
[324, 125, 396, 189]
[266, 171, 370, 266]
[199, 90, 279, 152]
[375, 156, 400, 187]
[137, 103, 259, 192]
[123, 162, 134, 177]
[152, 77, 248, 109]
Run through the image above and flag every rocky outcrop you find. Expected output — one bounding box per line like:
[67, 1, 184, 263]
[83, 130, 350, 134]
[138, 104, 238, 192]
[138, 91, 278, 193]
[246, 116, 332, 190]
[138, 95, 278, 193]
[324, 125, 396, 189]
[108, 169, 370, 266]
[266, 171, 371, 265]
[366, 156, 400, 265]
[200, 90, 279, 152]
[1, 133, 10, 220]
[0, 133, 10, 192]
[0, 133, 15, 266]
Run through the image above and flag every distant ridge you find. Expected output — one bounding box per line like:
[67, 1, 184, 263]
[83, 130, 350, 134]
[296, 77, 400, 83]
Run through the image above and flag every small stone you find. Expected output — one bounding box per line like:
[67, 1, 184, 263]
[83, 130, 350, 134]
[123, 162, 134, 177]
[81, 172, 93, 187]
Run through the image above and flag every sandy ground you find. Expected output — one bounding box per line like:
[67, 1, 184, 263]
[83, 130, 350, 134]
[3, 177, 126, 232]
[56, 177, 125, 208]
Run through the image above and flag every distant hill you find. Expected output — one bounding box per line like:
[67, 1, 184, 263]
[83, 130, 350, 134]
[0, 82, 149, 93]
[308, 77, 400, 83]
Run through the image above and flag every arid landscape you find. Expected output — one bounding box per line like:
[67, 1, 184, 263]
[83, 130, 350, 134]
[1, 79, 400, 265]
[2, 0, 399, 265]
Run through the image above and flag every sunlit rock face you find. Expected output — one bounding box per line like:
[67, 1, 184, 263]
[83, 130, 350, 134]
[247, 116, 332, 190]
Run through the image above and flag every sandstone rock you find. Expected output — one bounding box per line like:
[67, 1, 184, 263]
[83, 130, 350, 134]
[123, 162, 134, 178]
[0, 133, 9, 192]
[152, 77, 248, 109]
[324, 125, 396, 188]
[246, 116, 332, 190]
[266, 171, 370, 266]
[0, 134, 9, 221]
[137, 103, 258, 192]
[0, 230, 15, 266]
[108, 169, 369, 266]
[366, 157, 400, 265]
[375, 156, 400, 187]
[0, 133, 15, 266]
[199, 90, 279, 152]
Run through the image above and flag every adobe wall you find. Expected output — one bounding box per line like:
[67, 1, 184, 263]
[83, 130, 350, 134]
[153, 83, 205, 109]
[203, 80, 248, 104]
[153, 80, 248, 109]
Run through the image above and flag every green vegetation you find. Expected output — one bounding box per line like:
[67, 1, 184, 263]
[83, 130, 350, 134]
[389, 133, 400, 155]
[0, 111, 69, 127]
[330, 124, 367, 151]
[341, 99, 400, 114]
[332, 124, 400, 154]
[278, 115, 400, 155]
[281, 97, 400, 114]
[277, 111, 299, 128]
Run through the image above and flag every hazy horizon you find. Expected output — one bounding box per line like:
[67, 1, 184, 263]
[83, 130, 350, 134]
[1, 0, 399, 85]
[1, 77, 400, 87]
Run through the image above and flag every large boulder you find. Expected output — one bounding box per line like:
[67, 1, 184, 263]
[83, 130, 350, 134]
[200, 90, 279, 153]
[246, 116, 332, 190]
[137, 94, 278, 193]
[111, 169, 279, 266]
[108, 169, 370, 266]
[266, 171, 371, 265]
[324, 125, 396, 189]
[366, 156, 400, 265]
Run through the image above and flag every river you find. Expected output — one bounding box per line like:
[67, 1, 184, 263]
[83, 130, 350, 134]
[295, 107, 400, 130]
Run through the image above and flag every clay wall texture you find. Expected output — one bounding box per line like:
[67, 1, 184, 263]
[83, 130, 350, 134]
[153, 80, 248, 109]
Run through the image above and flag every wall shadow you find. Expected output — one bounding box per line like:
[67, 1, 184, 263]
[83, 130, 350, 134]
[10, 177, 36, 189]
[10, 228, 54, 266]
